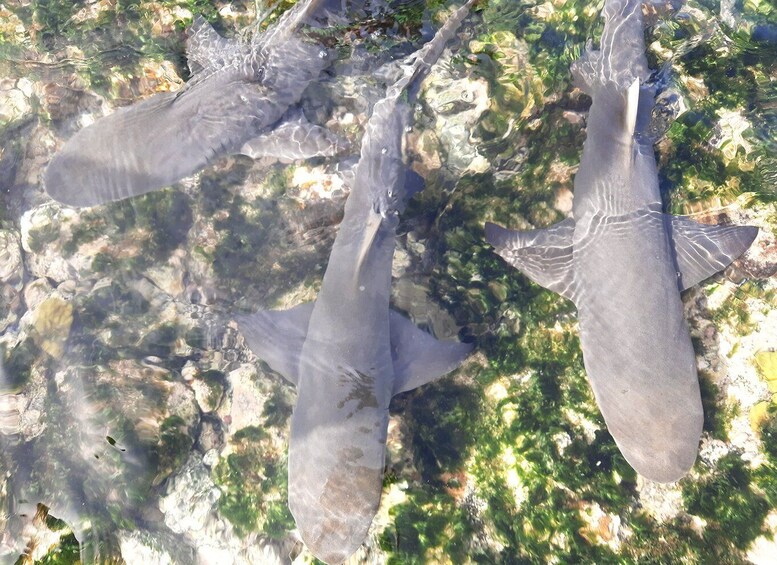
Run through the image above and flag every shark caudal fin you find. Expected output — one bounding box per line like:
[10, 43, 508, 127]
[571, 0, 649, 95]
[666, 215, 759, 290]
[388, 311, 473, 395]
[236, 303, 315, 386]
[485, 218, 578, 302]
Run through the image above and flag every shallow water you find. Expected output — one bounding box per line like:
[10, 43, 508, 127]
[1, 0, 776, 563]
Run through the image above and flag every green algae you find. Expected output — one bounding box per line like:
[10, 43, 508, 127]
[380, 487, 479, 564]
[0, 337, 43, 391]
[712, 281, 760, 336]
[698, 370, 735, 441]
[213, 425, 293, 538]
[683, 452, 770, 550]
[152, 415, 194, 485]
[262, 383, 294, 428]
[198, 369, 226, 411]
[35, 532, 81, 565]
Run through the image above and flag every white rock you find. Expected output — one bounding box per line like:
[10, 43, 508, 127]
[119, 531, 176, 565]
[160, 455, 221, 535]
[0, 231, 22, 285]
[219, 364, 267, 436]
[23, 278, 53, 311]
[0, 78, 32, 123]
[636, 477, 684, 522]
[747, 511, 777, 565]
[423, 67, 490, 172]
[20, 204, 80, 282]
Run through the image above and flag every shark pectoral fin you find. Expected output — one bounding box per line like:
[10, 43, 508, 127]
[236, 302, 315, 386]
[240, 111, 348, 161]
[570, 44, 601, 95]
[485, 218, 578, 302]
[666, 215, 759, 290]
[389, 310, 473, 395]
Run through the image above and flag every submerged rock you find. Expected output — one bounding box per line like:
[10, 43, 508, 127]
[29, 295, 73, 358]
[0, 231, 21, 285]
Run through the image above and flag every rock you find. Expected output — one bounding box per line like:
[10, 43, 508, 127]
[423, 65, 490, 172]
[0, 231, 22, 285]
[144, 250, 187, 298]
[197, 417, 224, 456]
[636, 478, 684, 522]
[159, 455, 221, 536]
[191, 370, 225, 414]
[747, 512, 777, 565]
[157, 453, 292, 565]
[554, 187, 574, 215]
[0, 285, 21, 333]
[734, 230, 777, 280]
[20, 204, 79, 282]
[711, 108, 753, 165]
[43, 80, 102, 129]
[218, 364, 270, 439]
[578, 500, 628, 551]
[0, 78, 33, 125]
[30, 295, 73, 358]
[23, 278, 53, 311]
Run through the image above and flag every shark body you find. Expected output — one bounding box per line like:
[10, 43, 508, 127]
[239, 1, 476, 561]
[43, 0, 343, 207]
[486, 0, 757, 482]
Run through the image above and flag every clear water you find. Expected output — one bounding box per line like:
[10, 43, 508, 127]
[0, 0, 776, 563]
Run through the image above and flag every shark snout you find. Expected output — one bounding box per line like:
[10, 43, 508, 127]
[289, 458, 383, 563]
[292, 502, 373, 564]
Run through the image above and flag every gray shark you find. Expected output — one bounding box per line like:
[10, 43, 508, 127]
[238, 1, 476, 561]
[485, 0, 758, 482]
[43, 0, 344, 207]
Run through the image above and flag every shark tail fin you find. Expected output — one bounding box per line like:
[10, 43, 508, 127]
[571, 0, 648, 94]
[666, 215, 759, 290]
[389, 311, 473, 395]
[387, 0, 478, 100]
[237, 303, 316, 386]
[485, 218, 577, 302]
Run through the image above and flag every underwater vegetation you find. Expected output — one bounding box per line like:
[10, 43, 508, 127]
[0, 0, 776, 563]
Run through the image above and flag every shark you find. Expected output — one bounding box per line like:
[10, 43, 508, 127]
[238, 1, 476, 561]
[43, 0, 345, 207]
[485, 0, 758, 483]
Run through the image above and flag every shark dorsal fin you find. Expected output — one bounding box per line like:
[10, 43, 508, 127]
[626, 78, 640, 137]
